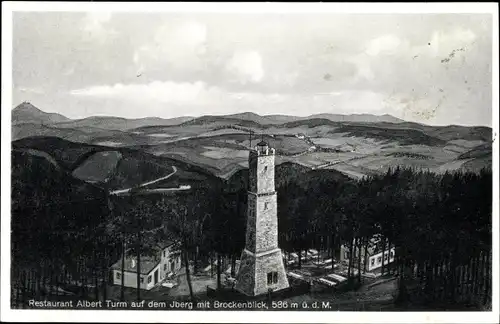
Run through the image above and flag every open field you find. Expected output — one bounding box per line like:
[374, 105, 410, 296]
[72, 151, 122, 182]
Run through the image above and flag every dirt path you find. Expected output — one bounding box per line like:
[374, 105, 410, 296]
[109, 166, 178, 195]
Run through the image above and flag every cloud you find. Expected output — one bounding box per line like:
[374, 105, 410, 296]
[63, 67, 75, 76]
[133, 21, 208, 71]
[71, 81, 222, 105]
[427, 28, 477, 58]
[365, 35, 403, 56]
[17, 87, 44, 94]
[226, 50, 265, 83]
[81, 12, 116, 42]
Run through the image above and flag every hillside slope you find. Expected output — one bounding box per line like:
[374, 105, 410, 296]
[12, 102, 70, 124]
[12, 136, 221, 190]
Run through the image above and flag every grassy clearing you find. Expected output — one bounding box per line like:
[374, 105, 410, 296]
[201, 147, 249, 160]
[458, 143, 492, 159]
[312, 134, 390, 154]
[106, 155, 174, 189]
[331, 124, 446, 146]
[72, 151, 122, 182]
[327, 162, 382, 179]
[94, 141, 124, 147]
[460, 156, 492, 173]
[385, 152, 433, 160]
[349, 155, 441, 172]
[433, 159, 471, 173]
[148, 133, 176, 138]
[198, 129, 248, 138]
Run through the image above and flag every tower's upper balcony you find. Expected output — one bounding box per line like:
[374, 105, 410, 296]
[251, 141, 275, 156]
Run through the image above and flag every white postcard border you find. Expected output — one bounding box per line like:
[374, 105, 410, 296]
[1, 2, 498, 323]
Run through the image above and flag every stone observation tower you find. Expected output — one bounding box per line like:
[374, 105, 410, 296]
[235, 140, 289, 296]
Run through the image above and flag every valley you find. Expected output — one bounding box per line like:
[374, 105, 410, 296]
[11, 102, 493, 182]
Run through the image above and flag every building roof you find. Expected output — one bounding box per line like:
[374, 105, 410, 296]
[111, 255, 160, 275]
[157, 240, 176, 250]
[257, 140, 268, 146]
[110, 240, 179, 274]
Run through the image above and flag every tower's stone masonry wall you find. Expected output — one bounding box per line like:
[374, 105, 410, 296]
[248, 153, 258, 192]
[253, 250, 289, 295]
[235, 249, 256, 296]
[255, 193, 278, 253]
[245, 194, 257, 252]
[255, 155, 275, 193]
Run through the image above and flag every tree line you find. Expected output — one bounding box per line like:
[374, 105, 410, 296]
[276, 166, 492, 307]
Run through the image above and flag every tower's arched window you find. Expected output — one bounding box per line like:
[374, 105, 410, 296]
[264, 202, 270, 210]
[264, 166, 268, 172]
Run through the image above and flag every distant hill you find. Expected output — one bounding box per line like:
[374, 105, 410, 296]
[225, 112, 277, 125]
[188, 112, 404, 126]
[12, 102, 70, 124]
[12, 122, 92, 143]
[179, 115, 264, 128]
[263, 114, 305, 124]
[54, 116, 195, 131]
[308, 113, 404, 124]
[332, 124, 448, 146]
[12, 102, 194, 131]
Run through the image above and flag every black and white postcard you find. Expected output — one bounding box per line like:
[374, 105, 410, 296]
[1, 2, 498, 323]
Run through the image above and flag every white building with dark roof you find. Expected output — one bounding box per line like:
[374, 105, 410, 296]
[110, 241, 182, 290]
[340, 236, 395, 273]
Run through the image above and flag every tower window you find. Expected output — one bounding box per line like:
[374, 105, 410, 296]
[263, 166, 268, 172]
[267, 271, 278, 285]
[264, 202, 270, 210]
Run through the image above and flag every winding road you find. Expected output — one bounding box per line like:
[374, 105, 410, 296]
[109, 166, 190, 196]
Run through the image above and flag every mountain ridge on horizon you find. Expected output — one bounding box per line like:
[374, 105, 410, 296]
[11, 101, 492, 129]
[11, 102, 492, 181]
[12, 101, 407, 125]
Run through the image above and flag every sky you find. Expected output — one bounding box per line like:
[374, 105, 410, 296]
[12, 11, 493, 126]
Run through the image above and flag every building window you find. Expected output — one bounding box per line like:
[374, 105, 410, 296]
[164, 264, 167, 271]
[116, 272, 121, 280]
[390, 251, 394, 259]
[163, 251, 166, 257]
[264, 202, 269, 210]
[377, 256, 382, 264]
[267, 271, 278, 285]
[384, 254, 388, 261]
[148, 275, 152, 283]
[264, 166, 268, 172]
[371, 259, 375, 266]
[140, 277, 144, 283]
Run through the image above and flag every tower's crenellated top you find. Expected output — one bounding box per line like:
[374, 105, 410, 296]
[250, 141, 275, 157]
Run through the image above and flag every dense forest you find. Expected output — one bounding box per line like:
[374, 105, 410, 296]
[277, 166, 492, 308]
[11, 147, 492, 309]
